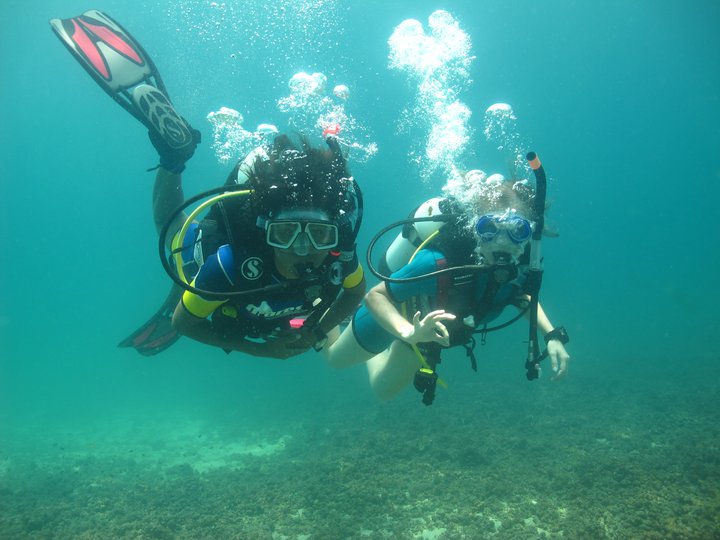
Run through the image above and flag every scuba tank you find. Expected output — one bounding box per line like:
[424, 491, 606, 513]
[381, 197, 449, 275]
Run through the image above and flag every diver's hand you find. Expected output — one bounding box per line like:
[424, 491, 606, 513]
[284, 327, 318, 351]
[547, 340, 570, 379]
[256, 332, 311, 359]
[401, 310, 456, 347]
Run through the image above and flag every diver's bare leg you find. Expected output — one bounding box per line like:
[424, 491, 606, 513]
[366, 341, 420, 400]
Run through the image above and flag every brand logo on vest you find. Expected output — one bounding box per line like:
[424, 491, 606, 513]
[246, 301, 305, 319]
[240, 257, 263, 280]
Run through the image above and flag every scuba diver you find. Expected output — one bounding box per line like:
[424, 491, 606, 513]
[152, 132, 365, 359]
[50, 10, 366, 358]
[324, 167, 570, 404]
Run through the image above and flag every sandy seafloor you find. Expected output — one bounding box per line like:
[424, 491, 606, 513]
[2, 361, 718, 539]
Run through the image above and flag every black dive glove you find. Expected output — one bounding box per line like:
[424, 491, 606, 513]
[148, 124, 201, 174]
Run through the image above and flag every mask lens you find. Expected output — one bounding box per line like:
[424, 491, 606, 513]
[475, 215, 500, 242]
[507, 217, 532, 243]
[267, 221, 301, 248]
[306, 222, 338, 249]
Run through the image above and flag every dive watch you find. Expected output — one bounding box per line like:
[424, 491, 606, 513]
[544, 326, 569, 345]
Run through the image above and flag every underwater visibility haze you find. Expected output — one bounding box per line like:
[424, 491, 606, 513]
[1, 0, 719, 538]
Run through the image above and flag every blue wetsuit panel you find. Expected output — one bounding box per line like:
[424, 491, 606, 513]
[180, 222, 200, 265]
[353, 249, 443, 354]
[194, 244, 235, 298]
[352, 305, 395, 354]
[386, 249, 444, 302]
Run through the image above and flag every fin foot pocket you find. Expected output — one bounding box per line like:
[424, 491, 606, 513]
[132, 84, 193, 149]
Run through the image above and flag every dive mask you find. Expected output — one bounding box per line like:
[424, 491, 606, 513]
[266, 220, 339, 252]
[475, 214, 532, 245]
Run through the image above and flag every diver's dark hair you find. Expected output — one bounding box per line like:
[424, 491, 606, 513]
[433, 197, 478, 266]
[248, 133, 354, 220]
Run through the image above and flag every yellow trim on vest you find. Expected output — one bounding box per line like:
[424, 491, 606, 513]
[342, 264, 364, 289]
[172, 189, 253, 285]
[182, 279, 227, 318]
[220, 305, 238, 318]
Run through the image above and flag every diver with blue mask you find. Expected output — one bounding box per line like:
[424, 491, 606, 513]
[324, 160, 570, 405]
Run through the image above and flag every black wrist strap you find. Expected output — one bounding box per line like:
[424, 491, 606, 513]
[544, 326, 569, 345]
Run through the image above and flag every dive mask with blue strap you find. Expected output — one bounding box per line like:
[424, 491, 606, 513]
[475, 214, 532, 245]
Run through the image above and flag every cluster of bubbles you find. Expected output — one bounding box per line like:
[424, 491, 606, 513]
[170, 0, 341, 54]
[440, 103, 534, 219]
[166, 0, 345, 88]
[483, 103, 531, 180]
[443, 169, 529, 213]
[388, 10, 474, 182]
[277, 71, 330, 111]
[206, 71, 377, 164]
[277, 71, 377, 162]
[163, 1, 377, 165]
[387, 10, 536, 204]
[206, 107, 279, 164]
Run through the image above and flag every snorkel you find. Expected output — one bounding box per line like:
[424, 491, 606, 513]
[525, 151, 547, 380]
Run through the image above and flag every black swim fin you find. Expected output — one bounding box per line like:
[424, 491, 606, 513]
[118, 286, 183, 356]
[49, 9, 195, 150]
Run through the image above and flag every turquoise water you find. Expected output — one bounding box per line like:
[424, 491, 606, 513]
[1, 0, 719, 538]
